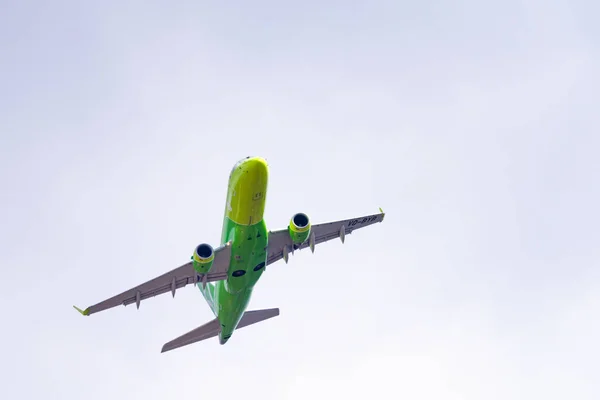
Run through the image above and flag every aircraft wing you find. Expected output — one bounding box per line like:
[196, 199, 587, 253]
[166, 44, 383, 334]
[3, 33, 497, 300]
[73, 242, 232, 316]
[266, 209, 385, 265]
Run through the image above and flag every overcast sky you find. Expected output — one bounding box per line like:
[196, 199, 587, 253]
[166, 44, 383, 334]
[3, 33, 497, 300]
[1, 1, 599, 399]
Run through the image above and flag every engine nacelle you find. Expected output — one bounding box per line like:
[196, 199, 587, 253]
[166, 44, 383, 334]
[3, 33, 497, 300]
[192, 243, 214, 274]
[288, 213, 311, 244]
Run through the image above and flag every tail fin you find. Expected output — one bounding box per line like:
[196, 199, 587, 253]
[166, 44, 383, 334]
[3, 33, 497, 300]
[160, 308, 279, 353]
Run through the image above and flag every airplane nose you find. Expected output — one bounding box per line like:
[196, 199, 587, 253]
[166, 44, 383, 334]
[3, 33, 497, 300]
[226, 156, 269, 225]
[241, 157, 269, 186]
[244, 157, 268, 173]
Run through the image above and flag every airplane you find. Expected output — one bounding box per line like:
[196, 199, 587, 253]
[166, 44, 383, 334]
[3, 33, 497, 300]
[74, 156, 385, 353]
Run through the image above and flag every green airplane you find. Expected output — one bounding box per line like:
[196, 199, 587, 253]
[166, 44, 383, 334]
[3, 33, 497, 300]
[74, 156, 385, 353]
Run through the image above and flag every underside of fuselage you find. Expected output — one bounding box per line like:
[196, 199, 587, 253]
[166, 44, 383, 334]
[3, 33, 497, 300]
[73, 153, 385, 354]
[198, 156, 269, 344]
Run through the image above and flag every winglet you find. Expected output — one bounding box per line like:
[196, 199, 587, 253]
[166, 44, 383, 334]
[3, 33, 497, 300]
[73, 305, 90, 316]
[379, 207, 385, 222]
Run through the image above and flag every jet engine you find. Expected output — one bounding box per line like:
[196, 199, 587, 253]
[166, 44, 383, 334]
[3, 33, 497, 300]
[288, 213, 311, 244]
[192, 243, 214, 274]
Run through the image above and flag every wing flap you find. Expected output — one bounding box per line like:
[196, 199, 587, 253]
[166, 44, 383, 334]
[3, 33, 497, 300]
[121, 271, 228, 307]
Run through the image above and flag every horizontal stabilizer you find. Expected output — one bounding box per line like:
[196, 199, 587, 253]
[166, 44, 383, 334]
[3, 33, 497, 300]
[236, 308, 280, 329]
[161, 317, 221, 353]
[160, 307, 280, 353]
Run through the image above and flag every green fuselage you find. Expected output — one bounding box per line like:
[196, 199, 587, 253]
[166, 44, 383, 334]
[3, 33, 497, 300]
[198, 157, 269, 344]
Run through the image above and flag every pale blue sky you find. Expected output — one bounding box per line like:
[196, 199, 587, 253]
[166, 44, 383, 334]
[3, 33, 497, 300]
[1, 1, 598, 399]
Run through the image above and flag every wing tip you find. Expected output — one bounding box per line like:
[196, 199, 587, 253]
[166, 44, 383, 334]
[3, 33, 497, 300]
[73, 305, 90, 316]
[160, 342, 178, 354]
[379, 207, 385, 221]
